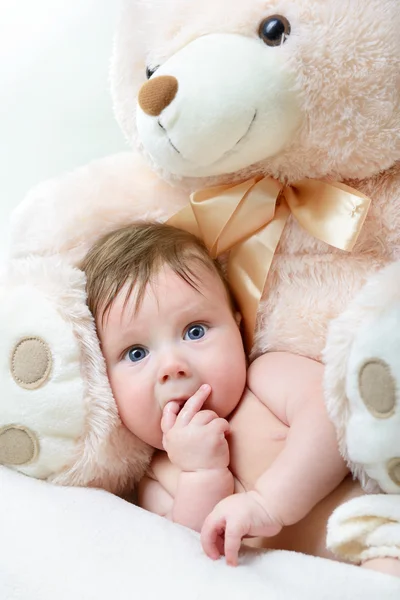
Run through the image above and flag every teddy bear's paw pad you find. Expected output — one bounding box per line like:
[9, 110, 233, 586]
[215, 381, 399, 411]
[388, 459, 400, 487]
[0, 425, 39, 465]
[345, 307, 400, 492]
[11, 337, 52, 390]
[358, 359, 397, 419]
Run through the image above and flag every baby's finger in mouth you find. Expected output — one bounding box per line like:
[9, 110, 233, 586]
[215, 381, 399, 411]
[161, 400, 181, 433]
[176, 384, 211, 426]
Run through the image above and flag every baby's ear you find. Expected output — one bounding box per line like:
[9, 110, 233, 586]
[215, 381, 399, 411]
[235, 311, 242, 327]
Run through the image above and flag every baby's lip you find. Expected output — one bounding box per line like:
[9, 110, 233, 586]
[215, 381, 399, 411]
[164, 397, 190, 413]
[171, 397, 189, 407]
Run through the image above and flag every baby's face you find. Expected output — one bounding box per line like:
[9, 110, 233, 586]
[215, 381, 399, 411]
[98, 263, 247, 449]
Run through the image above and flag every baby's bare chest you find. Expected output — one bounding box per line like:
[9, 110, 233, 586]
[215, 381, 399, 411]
[228, 390, 288, 492]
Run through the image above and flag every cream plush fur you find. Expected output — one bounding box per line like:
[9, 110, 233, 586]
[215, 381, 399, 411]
[1, 0, 400, 572]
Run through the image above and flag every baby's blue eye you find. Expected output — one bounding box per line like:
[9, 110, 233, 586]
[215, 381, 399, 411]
[127, 346, 148, 362]
[184, 324, 207, 341]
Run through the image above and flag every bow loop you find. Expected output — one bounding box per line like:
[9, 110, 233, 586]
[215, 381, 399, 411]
[284, 180, 371, 251]
[190, 177, 282, 257]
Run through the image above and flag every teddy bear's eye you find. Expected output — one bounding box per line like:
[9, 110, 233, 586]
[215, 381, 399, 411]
[146, 65, 159, 79]
[258, 15, 291, 47]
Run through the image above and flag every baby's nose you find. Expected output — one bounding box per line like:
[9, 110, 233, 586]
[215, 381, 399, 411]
[158, 355, 191, 383]
[138, 76, 179, 117]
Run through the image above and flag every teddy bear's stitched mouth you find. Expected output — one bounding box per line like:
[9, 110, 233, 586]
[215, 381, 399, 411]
[234, 110, 257, 148]
[158, 110, 257, 164]
[158, 120, 181, 155]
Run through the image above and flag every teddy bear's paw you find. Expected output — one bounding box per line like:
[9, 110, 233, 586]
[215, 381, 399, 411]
[0, 258, 88, 479]
[345, 306, 400, 493]
[327, 494, 400, 563]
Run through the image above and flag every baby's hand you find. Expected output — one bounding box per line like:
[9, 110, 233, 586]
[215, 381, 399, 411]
[161, 384, 230, 472]
[201, 491, 283, 566]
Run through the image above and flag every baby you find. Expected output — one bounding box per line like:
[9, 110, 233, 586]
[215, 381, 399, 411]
[82, 222, 388, 570]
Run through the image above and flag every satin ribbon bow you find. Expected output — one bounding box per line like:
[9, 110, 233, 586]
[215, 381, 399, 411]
[168, 176, 371, 350]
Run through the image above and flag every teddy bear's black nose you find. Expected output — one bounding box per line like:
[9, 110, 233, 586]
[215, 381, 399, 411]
[138, 75, 179, 117]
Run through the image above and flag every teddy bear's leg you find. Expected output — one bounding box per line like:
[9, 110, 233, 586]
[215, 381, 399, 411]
[327, 495, 400, 571]
[324, 261, 400, 494]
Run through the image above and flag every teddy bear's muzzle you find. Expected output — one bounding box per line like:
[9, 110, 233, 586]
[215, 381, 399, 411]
[135, 33, 303, 178]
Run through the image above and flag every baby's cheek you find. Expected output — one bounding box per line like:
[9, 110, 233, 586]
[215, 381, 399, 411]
[214, 364, 245, 416]
[108, 366, 133, 418]
[112, 370, 162, 448]
[107, 367, 122, 399]
[229, 358, 247, 401]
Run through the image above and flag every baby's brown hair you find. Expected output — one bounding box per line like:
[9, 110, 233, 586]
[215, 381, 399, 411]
[81, 222, 234, 324]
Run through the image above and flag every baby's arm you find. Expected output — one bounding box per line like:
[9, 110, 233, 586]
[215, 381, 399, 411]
[171, 470, 234, 531]
[138, 454, 233, 531]
[139, 386, 234, 532]
[201, 352, 348, 565]
[138, 453, 176, 518]
[247, 352, 348, 525]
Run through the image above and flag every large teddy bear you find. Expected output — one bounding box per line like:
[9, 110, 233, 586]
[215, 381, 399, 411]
[1, 0, 400, 570]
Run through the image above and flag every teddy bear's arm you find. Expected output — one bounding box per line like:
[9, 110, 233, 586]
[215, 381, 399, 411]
[9, 152, 190, 266]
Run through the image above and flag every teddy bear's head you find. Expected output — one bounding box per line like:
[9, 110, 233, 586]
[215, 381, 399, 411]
[112, 0, 400, 185]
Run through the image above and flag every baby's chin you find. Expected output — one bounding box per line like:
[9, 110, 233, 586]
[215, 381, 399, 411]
[153, 434, 165, 452]
[138, 428, 164, 452]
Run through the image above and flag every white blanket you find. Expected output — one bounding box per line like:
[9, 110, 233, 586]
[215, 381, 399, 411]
[1, 469, 399, 600]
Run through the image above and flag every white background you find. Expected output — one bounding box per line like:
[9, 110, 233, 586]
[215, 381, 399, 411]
[0, 0, 126, 256]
